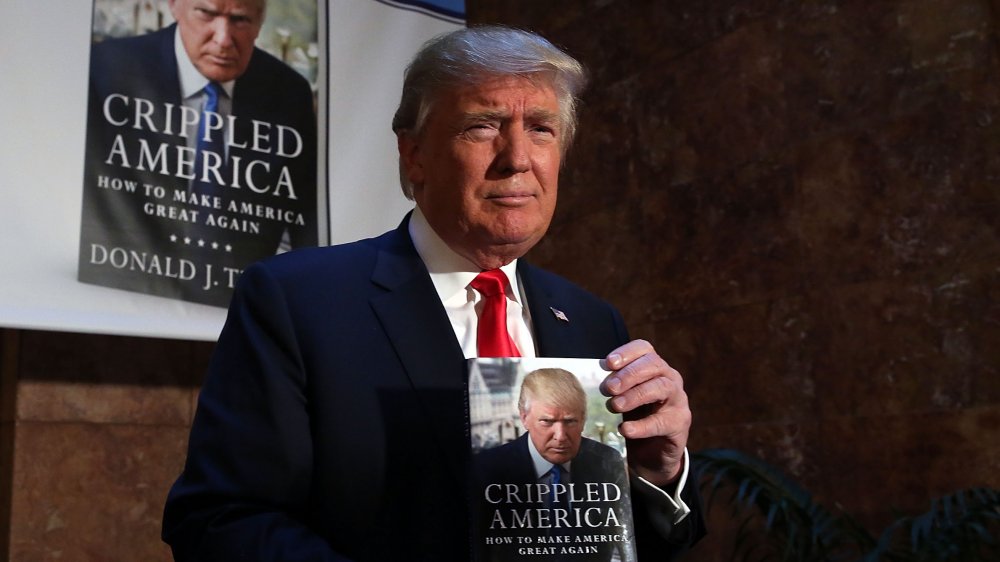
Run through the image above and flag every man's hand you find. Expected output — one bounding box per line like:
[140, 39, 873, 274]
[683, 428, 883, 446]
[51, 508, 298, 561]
[600, 339, 690, 487]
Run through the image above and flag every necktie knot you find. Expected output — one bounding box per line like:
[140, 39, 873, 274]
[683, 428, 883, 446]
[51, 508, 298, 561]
[547, 465, 565, 506]
[470, 269, 508, 298]
[203, 81, 222, 110]
[548, 464, 563, 484]
[471, 269, 520, 357]
[192, 82, 227, 195]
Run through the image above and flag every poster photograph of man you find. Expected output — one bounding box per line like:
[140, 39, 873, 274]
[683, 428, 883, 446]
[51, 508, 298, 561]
[78, 0, 323, 307]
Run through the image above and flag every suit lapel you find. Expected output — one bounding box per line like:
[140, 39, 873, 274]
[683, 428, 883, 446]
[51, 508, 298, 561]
[230, 50, 261, 115]
[155, 25, 184, 107]
[512, 433, 540, 483]
[231, 47, 282, 114]
[519, 261, 582, 357]
[369, 219, 469, 478]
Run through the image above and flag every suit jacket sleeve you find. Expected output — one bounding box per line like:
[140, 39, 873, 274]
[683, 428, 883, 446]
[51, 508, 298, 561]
[632, 466, 706, 559]
[162, 263, 350, 562]
[519, 261, 706, 558]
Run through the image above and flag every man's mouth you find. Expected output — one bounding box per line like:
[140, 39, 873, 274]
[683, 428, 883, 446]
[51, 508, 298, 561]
[486, 192, 534, 205]
[206, 53, 237, 66]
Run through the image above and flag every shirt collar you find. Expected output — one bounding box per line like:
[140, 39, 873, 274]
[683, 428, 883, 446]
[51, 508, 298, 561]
[525, 433, 572, 478]
[408, 205, 521, 304]
[174, 26, 235, 99]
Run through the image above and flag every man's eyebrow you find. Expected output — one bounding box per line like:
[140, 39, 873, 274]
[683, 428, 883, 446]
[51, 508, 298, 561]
[525, 108, 560, 124]
[460, 108, 560, 123]
[461, 109, 508, 122]
[540, 414, 578, 422]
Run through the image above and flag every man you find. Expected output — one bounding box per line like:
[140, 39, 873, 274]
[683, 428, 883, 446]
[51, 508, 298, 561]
[163, 26, 704, 561]
[79, 0, 318, 307]
[473, 368, 637, 561]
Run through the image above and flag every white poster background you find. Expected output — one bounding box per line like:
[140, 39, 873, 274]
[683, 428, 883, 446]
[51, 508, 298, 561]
[0, 0, 462, 341]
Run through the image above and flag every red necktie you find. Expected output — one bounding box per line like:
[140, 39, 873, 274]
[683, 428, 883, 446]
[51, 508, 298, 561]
[470, 270, 521, 357]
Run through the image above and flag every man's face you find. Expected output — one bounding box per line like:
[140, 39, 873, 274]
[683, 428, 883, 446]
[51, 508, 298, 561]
[399, 76, 562, 269]
[520, 399, 584, 465]
[169, 0, 263, 83]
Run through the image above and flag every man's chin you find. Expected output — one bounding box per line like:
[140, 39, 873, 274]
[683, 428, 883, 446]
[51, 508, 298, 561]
[544, 452, 574, 465]
[196, 63, 244, 83]
[480, 225, 548, 254]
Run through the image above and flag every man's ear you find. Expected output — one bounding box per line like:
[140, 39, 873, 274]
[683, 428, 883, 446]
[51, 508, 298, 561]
[397, 133, 424, 188]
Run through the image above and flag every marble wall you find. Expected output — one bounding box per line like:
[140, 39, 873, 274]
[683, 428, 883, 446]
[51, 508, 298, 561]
[468, 0, 1000, 558]
[0, 330, 213, 560]
[1, 1, 998, 560]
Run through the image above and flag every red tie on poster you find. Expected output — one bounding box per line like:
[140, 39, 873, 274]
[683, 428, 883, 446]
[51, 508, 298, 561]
[470, 270, 521, 357]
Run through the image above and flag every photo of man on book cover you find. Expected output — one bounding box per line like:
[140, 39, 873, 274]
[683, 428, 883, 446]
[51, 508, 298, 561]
[78, 0, 322, 307]
[470, 359, 637, 561]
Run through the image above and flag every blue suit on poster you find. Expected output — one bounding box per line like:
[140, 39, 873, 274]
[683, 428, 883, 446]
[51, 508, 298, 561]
[162, 216, 705, 561]
[79, 24, 318, 307]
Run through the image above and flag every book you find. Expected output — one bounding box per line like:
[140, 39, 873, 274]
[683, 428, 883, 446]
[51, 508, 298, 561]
[77, 0, 324, 307]
[468, 357, 638, 562]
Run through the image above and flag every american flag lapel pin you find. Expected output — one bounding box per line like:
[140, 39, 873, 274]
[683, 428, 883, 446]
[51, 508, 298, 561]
[549, 307, 569, 322]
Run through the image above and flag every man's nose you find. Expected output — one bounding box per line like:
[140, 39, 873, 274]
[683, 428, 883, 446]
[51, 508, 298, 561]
[494, 127, 531, 175]
[210, 18, 235, 48]
[552, 423, 566, 442]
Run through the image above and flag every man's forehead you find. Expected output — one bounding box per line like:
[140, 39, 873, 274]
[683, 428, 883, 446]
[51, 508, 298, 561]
[186, 0, 264, 16]
[447, 76, 558, 109]
[532, 402, 582, 418]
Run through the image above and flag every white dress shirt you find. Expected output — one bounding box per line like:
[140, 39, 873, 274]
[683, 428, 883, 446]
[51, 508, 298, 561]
[408, 206, 691, 524]
[408, 206, 535, 358]
[174, 27, 235, 151]
[525, 431, 571, 480]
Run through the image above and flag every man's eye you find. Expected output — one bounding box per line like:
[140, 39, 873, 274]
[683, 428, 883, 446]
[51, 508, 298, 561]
[230, 15, 253, 27]
[464, 124, 498, 140]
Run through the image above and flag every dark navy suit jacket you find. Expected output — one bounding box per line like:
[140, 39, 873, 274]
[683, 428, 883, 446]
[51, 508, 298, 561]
[162, 217, 704, 560]
[80, 24, 317, 307]
[474, 434, 628, 490]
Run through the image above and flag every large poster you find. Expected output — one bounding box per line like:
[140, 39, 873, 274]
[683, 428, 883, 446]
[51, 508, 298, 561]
[79, 0, 323, 307]
[0, 0, 463, 339]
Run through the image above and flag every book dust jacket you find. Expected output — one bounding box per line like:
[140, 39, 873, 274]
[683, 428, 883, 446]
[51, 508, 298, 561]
[469, 357, 638, 562]
[78, 0, 324, 307]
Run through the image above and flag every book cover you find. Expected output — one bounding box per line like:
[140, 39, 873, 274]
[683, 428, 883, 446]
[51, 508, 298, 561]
[78, 0, 325, 307]
[469, 357, 638, 562]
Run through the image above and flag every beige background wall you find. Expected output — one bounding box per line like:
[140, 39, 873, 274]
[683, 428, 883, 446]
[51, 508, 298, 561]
[3, 1, 999, 560]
